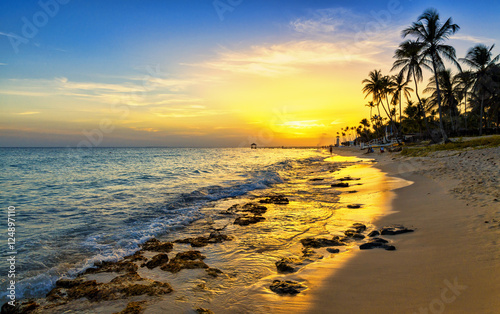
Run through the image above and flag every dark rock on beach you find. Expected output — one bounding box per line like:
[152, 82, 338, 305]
[114, 301, 146, 314]
[141, 238, 174, 253]
[338, 176, 360, 181]
[275, 257, 303, 273]
[160, 251, 208, 273]
[309, 178, 325, 181]
[196, 308, 215, 314]
[234, 215, 265, 226]
[380, 225, 414, 235]
[367, 230, 380, 237]
[175, 230, 233, 247]
[350, 223, 367, 232]
[300, 237, 345, 248]
[141, 253, 169, 269]
[331, 182, 349, 187]
[269, 280, 307, 295]
[46, 273, 173, 303]
[1, 301, 39, 314]
[347, 204, 362, 209]
[124, 251, 148, 262]
[359, 238, 395, 251]
[205, 267, 223, 277]
[326, 248, 340, 253]
[259, 195, 289, 205]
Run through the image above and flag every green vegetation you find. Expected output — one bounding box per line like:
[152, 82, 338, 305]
[353, 8, 500, 145]
[400, 135, 500, 156]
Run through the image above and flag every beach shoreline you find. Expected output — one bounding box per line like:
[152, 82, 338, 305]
[295, 146, 500, 313]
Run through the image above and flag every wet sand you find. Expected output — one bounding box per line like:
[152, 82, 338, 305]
[298, 146, 500, 314]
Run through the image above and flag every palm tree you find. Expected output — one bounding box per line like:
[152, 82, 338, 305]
[403, 8, 460, 142]
[460, 44, 500, 135]
[362, 70, 400, 140]
[424, 69, 460, 132]
[453, 70, 475, 132]
[392, 72, 414, 124]
[365, 101, 376, 121]
[392, 40, 433, 139]
[362, 70, 384, 118]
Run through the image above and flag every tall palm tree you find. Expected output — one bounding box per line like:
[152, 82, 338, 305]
[403, 8, 460, 142]
[392, 72, 414, 124]
[453, 70, 475, 132]
[460, 44, 500, 135]
[392, 40, 433, 139]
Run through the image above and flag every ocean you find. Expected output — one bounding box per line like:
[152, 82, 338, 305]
[0, 147, 323, 299]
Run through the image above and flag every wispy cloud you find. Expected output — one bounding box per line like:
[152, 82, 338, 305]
[290, 8, 359, 36]
[15, 111, 40, 115]
[128, 126, 159, 132]
[0, 63, 6, 66]
[450, 34, 495, 44]
[151, 106, 229, 119]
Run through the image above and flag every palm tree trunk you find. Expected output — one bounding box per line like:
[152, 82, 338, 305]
[412, 72, 433, 141]
[399, 93, 402, 124]
[382, 95, 401, 142]
[480, 92, 485, 136]
[464, 91, 467, 133]
[432, 61, 449, 142]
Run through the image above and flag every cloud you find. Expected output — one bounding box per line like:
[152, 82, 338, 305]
[0, 63, 6, 66]
[278, 120, 326, 129]
[193, 39, 385, 77]
[450, 34, 496, 44]
[151, 106, 229, 119]
[15, 111, 40, 115]
[290, 8, 358, 36]
[128, 126, 159, 133]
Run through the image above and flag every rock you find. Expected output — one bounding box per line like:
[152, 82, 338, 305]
[367, 230, 380, 237]
[300, 237, 345, 248]
[338, 176, 360, 181]
[114, 301, 146, 314]
[380, 225, 414, 235]
[241, 203, 268, 214]
[141, 239, 173, 253]
[124, 251, 147, 262]
[275, 257, 303, 273]
[301, 247, 320, 258]
[269, 280, 307, 295]
[359, 238, 395, 251]
[309, 178, 324, 181]
[331, 182, 349, 187]
[1, 301, 39, 314]
[122, 281, 173, 297]
[205, 267, 223, 277]
[347, 190, 358, 194]
[259, 195, 289, 205]
[196, 308, 214, 314]
[350, 223, 367, 232]
[175, 231, 233, 247]
[160, 251, 209, 273]
[55, 278, 85, 289]
[110, 272, 142, 284]
[84, 260, 138, 275]
[234, 215, 265, 226]
[347, 204, 361, 209]
[141, 253, 169, 269]
[326, 248, 340, 253]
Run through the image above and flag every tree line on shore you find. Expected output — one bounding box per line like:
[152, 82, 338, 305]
[346, 8, 500, 144]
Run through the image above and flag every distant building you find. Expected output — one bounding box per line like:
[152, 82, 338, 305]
[251, 143, 257, 149]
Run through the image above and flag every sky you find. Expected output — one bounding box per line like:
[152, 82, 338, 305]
[1, 0, 499, 147]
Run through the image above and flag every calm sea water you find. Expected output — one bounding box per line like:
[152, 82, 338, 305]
[0, 147, 323, 298]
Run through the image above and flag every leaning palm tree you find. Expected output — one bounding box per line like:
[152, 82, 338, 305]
[392, 40, 434, 140]
[392, 72, 414, 124]
[403, 8, 460, 142]
[460, 44, 500, 135]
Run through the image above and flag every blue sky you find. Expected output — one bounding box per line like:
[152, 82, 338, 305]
[1, 0, 499, 147]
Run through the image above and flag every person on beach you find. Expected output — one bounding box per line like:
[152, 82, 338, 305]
[380, 147, 385, 153]
[329, 145, 333, 154]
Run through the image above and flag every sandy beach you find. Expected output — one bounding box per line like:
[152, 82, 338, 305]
[296, 146, 500, 314]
